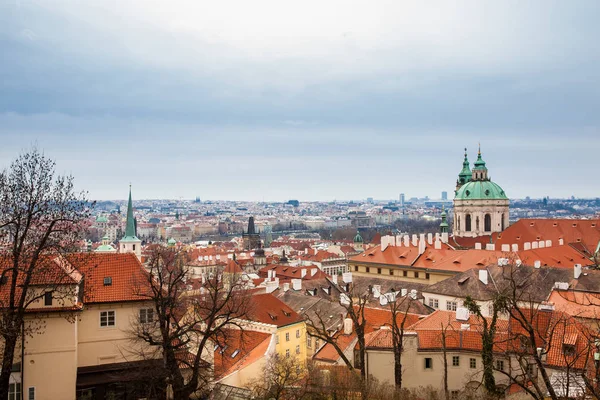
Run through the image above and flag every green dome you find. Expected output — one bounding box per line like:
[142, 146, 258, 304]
[167, 237, 177, 246]
[353, 231, 363, 243]
[96, 215, 108, 223]
[455, 180, 507, 200]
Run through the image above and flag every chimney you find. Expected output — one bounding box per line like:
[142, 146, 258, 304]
[311, 268, 318, 277]
[418, 239, 426, 255]
[403, 235, 410, 247]
[479, 269, 488, 285]
[409, 289, 417, 299]
[532, 242, 539, 249]
[545, 240, 552, 247]
[412, 234, 418, 246]
[441, 232, 449, 244]
[574, 264, 582, 279]
[534, 260, 541, 269]
[266, 280, 278, 294]
[538, 241, 545, 249]
[524, 242, 531, 250]
[501, 244, 510, 252]
[486, 243, 496, 251]
[372, 285, 381, 298]
[559, 238, 564, 246]
[380, 295, 388, 306]
[455, 307, 469, 321]
[511, 244, 519, 252]
[342, 272, 353, 283]
[272, 271, 276, 279]
[283, 283, 290, 292]
[427, 233, 433, 245]
[331, 274, 338, 285]
[301, 269, 307, 278]
[461, 324, 471, 331]
[434, 239, 442, 250]
[396, 235, 403, 247]
[475, 243, 482, 250]
[401, 288, 408, 297]
[381, 235, 389, 252]
[340, 293, 350, 305]
[292, 279, 302, 291]
[435, 232, 440, 241]
[343, 318, 353, 335]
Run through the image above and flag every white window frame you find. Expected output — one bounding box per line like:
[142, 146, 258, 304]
[9, 383, 21, 400]
[428, 298, 439, 309]
[446, 301, 457, 311]
[100, 310, 116, 327]
[139, 308, 154, 324]
[285, 332, 290, 342]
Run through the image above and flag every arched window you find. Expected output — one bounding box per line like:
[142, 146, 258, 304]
[465, 214, 472, 232]
[458, 216, 461, 231]
[476, 216, 480, 231]
[484, 214, 492, 232]
[501, 214, 505, 231]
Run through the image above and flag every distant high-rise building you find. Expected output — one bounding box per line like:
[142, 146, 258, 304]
[441, 191, 448, 201]
[367, 197, 374, 204]
[399, 193, 405, 207]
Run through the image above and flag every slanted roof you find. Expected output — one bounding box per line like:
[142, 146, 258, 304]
[213, 329, 272, 380]
[246, 293, 304, 328]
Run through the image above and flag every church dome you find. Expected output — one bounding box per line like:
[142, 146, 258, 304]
[455, 180, 507, 200]
[354, 231, 363, 243]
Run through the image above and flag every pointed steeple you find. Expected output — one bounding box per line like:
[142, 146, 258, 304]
[439, 206, 449, 233]
[456, 147, 472, 189]
[247, 216, 256, 234]
[472, 144, 488, 180]
[124, 185, 137, 239]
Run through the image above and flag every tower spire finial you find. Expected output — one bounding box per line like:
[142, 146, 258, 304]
[478, 142, 481, 156]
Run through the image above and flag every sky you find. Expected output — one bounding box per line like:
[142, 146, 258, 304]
[1, 0, 599, 201]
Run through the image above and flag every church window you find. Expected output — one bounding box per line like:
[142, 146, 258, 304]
[476, 217, 480, 231]
[465, 215, 472, 232]
[458, 216, 461, 231]
[484, 214, 491, 232]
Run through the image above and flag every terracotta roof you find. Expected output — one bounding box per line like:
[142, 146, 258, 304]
[258, 264, 328, 282]
[213, 329, 272, 379]
[71, 253, 151, 304]
[246, 293, 304, 328]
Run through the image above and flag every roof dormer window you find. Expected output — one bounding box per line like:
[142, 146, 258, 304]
[103, 277, 112, 286]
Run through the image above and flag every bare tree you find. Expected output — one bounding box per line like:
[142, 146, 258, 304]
[131, 246, 252, 400]
[249, 354, 312, 400]
[0, 149, 91, 399]
[385, 292, 416, 393]
[303, 281, 371, 399]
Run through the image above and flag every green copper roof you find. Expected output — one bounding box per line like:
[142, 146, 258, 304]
[439, 206, 449, 232]
[95, 244, 116, 252]
[354, 231, 363, 243]
[472, 145, 487, 170]
[96, 215, 108, 223]
[168, 237, 177, 246]
[454, 180, 508, 200]
[122, 186, 140, 242]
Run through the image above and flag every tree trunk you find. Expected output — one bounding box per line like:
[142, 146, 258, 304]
[481, 333, 497, 395]
[0, 331, 19, 400]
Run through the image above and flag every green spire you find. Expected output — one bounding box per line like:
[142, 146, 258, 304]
[473, 143, 487, 170]
[457, 147, 472, 187]
[439, 206, 449, 233]
[121, 185, 140, 242]
[354, 230, 363, 243]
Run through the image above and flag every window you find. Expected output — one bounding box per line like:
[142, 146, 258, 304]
[354, 266, 358, 272]
[389, 269, 393, 276]
[44, 291, 53, 306]
[428, 298, 439, 309]
[424, 358, 432, 369]
[470, 358, 476, 369]
[28, 387, 35, 400]
[403, 271, 408, 277]
[100, 311, 115, 327]
[296, 329, 300, 338]
[366, 267, 370, 273]
[452, 356, 460, 366]
[414, 272, 419, 278]
[139, 308, 154, 324]
[276, 335, 279, 344]
[315, 339, 319, 349]
[133, 244, 136, 251]
[285, 332, 290, 342]
[9, 383, 21, 400]
[296, 345, 300, 354]
[307, 336, 312, 348]
[286, 349, 290, 358]
[496, 359, 504, 371]
[466, 214, 472, 232]
[563, 344, 575, 356]
[425, 273, 430, 280]
[526, 363, 536, 377]
[446, 301, 457, 311]
[484, 214, 491, 232]
[450, 390, 459, 399]
[377, 268, 381, 274]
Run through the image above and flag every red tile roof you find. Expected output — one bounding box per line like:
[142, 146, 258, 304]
[214, 329, 272, 379]
[72, 253, 151, 304]
[246, 293, 304, 328]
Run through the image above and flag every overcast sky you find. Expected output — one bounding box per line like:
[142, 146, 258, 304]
[1, 1, 598, 201]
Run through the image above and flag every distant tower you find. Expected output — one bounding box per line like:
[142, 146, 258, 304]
[353, 230, 364, 252]
[119, 186, 142, 261]
[96, 235, 117, 253]
[399, 193, 405, 207]
[456, 148, 473, 191]
[439, 207, 449, 243]
[264, 224, 273, 248]
[441, 191, 448, 201]
[242, 216, 261, 250]
[253, 244, 267, 266]
[453, 146, 509, 238]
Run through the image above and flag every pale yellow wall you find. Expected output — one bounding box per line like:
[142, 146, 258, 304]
[77, 301, 153, 367]
[275, 322, 308, 361]
[348, 263, 452, 284]
[21, 313, 78, 400]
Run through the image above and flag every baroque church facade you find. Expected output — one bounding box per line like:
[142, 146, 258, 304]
[453, 147, 509, 238]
